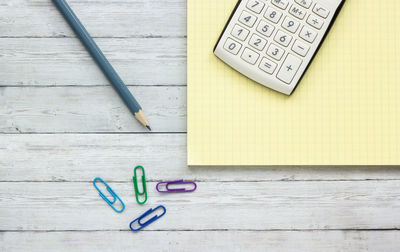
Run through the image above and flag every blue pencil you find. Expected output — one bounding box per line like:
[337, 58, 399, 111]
[53, 0, 151, 130]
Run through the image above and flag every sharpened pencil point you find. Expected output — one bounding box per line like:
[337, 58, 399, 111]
[146, 125, 152, 131]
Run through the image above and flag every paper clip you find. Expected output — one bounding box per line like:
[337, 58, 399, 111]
[133, 165, 147, 204]
[93, 177, 125, 213]
[129, 205, 166, 231]
[156, 180, 197, 193]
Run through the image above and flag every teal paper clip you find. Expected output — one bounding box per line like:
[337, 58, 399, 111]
[93, 177, 125, 213]
[133, 165, 147, 204]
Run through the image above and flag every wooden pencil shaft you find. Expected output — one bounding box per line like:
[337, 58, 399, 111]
[52, 0, 144, 117]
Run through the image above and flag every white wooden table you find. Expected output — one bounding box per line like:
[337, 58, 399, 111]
[1, 1, 400, 251]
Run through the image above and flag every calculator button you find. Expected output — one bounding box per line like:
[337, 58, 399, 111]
[299, 26, 317, 43]
[274, 30, 292, 47]
[259, 57, 277, 74]
[307, 14, 324, 29]
[224, 38, 242, 55]
[264, 7, 282, 24]
[239, 11, 258, 27]
[292, 40, 309, 57]
[289, 4, 306, 20]
[246, 0, 265, 14]
[267, 43, 285, 61]
[277, 54, 302, 84]
[249, 34, 267, 51]
[257, 20, 275, 37]
[231, 24, 250, 41]
[271, 0, 289, 10]
[313, 3, 329, 18]
[282, 16, 299, 33]
[295, 0, 312, 9]
[241, 47, 260, 64]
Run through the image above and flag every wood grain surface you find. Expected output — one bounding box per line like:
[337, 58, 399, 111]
[0, 0, 399, 251]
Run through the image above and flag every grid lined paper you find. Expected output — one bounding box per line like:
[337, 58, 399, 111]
[188, 0, 400, 166]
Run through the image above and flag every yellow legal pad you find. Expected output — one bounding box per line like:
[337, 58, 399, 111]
[187, 0, 400, 165]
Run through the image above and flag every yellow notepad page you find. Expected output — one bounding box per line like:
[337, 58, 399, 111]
[188, 0, 400, 166]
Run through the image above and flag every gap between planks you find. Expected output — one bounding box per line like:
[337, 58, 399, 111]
[1, 229, 400, 232]
[0, 36, 187, 39]
[1, 179, 400, 183]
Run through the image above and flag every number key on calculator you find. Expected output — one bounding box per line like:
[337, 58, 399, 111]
[214, 0, 345, 95]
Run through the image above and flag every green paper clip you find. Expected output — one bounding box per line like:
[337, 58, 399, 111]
[133, 165, 147, 204]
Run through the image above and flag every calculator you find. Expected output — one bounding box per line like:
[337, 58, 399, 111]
[214, 0, 345, 95]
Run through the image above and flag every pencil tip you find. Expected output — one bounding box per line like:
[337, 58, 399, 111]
[146, 125, 152, 131]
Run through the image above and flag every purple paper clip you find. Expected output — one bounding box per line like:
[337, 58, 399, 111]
[156, 180, 197, 193]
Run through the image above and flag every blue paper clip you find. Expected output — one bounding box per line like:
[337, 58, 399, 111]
[93, 177, 125, 213]
[129, 205, 166, 231]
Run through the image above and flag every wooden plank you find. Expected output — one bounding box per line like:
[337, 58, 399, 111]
[0, 0, 186, 37]
[0, 38, 186, 86]
[1, 231, 399, 252]
[1, 181, 399, 230]
[0, 86, 186, 133]
[1, 134, 400, 182]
